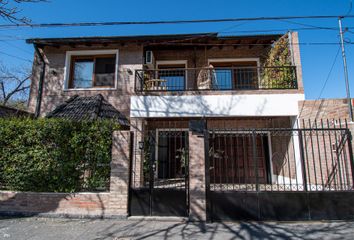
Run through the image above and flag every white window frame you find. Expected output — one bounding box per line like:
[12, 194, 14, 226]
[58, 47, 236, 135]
[208, 58, 261, 88]
[156, 60, 188, 90]
[63, 49, 119, 91]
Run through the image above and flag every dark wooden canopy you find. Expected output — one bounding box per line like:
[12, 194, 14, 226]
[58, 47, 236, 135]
[46, 94, 129, 127]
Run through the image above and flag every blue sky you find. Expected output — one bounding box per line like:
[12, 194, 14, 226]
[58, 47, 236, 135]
[0, 0, 353, 100]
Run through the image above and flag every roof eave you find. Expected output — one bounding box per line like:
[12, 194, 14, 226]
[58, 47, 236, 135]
[25, 32, 285, 45]
[25, 32, 218, 45]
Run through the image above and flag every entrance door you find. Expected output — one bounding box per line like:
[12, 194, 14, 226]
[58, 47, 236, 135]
[129, 130, 189, 216]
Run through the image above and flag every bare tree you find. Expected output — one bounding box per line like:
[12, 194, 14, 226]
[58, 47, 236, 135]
[0, 63, 30, 108]
[0, 0, 47, 24]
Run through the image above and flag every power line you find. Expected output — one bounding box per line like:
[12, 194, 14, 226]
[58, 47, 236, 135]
[277, 19, 338, 31]
[0, 34, 27, 40]
[148, 42, 353, 46]
[1, 41, 33, 55]
[220, 26, 341, 34]
[317, 46, 341, 99]
[0, 51, 32, 62]
[0, 36, 352, 46]
[153, 22, 249, 45]
[1, 25, 354, 43]
[0, 15, 353, 29]
[345, 0, 353, 16]
[298, 46, 341, 118]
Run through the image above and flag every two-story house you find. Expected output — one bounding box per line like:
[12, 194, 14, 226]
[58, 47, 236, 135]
[26, 32, 334, 221]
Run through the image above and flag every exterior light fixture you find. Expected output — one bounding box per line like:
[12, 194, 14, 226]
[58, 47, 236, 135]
[138, 141, 144, 150]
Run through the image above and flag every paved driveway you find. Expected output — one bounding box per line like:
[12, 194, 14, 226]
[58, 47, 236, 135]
[0, 217, 354, 240]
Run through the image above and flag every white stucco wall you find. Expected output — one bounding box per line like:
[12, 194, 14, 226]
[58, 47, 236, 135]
[130, 93, 305, 118]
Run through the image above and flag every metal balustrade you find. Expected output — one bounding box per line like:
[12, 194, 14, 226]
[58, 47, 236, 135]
[135, 66, 297, 92]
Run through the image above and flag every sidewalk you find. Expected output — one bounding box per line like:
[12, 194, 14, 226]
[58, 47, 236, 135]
[0, 217, 353, 240]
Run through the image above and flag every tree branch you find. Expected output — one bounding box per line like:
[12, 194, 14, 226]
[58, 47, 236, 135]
[0, 81, 6, 101]
[3, 85, 29, 104]
[0, 0, 48, 24]
[0, 63, 31, 106]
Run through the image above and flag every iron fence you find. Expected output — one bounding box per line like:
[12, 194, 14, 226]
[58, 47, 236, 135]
[129, 118, 354, 219]
[207, 119, 354, 192]
[135, 66, 297, 92]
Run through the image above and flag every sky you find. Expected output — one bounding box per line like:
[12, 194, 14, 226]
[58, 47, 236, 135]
[0, 0, 354, 100]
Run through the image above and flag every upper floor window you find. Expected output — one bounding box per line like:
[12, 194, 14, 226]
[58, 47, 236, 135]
[209, 59, 259, 90]
[156, 60, 187, 91]
[69, 55, 116, 89]
[65, 50, 118, 90]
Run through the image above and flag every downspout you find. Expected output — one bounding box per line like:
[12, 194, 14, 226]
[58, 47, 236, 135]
[34, 44, 45, 118]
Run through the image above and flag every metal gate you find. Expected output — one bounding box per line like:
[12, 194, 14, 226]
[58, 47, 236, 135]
[207, 121, 354, 221]
[129, 130, 189, 216]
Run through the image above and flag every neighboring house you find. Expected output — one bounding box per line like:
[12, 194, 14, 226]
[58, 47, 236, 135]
[0, 105, 33, 118]
[25, 32, 354, 221]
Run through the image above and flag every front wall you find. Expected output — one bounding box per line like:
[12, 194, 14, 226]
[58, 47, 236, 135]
[28, 44, 144, 117]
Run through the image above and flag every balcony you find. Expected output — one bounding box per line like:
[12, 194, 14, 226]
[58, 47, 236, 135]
[135, 66, 297, 93]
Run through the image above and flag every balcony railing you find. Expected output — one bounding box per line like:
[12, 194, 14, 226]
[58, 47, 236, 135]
[135, 66, 297, 92]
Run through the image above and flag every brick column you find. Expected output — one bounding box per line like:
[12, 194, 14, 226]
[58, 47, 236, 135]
[291, 31, 304, 92]
[130, 118, 144, 187]
[108, 130, 131, 216]
[188, 131, 207, 221]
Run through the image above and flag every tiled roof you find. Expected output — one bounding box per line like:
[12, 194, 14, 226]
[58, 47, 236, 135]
[0, 105, 34, 118]
[46, 94, 129, 127]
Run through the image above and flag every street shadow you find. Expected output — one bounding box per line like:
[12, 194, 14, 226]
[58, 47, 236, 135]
[90, 219, 353, 240]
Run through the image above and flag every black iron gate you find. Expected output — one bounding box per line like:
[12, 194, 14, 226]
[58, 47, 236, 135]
[129, 130, 189, 216]
[207, 121, 354, 221]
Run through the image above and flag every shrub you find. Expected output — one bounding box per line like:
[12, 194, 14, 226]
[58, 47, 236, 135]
[261, 34, 296, 89]
[0, 118, 119, 192]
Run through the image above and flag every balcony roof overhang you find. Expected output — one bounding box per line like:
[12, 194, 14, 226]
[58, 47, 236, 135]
[26, 32, 283, 48]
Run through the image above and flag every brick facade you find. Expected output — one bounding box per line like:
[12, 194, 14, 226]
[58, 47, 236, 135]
[298, 98, 353, 122]
[298, 98, 354, 188]
[28, 32, 303, 119]
[28, 44, 143, 118]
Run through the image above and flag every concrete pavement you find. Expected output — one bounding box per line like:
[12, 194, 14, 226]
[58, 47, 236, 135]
[0, 217, 353, 239]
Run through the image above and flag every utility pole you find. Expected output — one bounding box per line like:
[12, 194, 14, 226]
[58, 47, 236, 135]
[338, 17, 353, 122]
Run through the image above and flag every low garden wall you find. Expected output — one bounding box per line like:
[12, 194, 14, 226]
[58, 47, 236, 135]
[0, 191, 111, 218]
[0, 118, 131, 218]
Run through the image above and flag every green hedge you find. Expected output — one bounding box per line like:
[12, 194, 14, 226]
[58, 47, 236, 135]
[0, 118, 119, 192]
